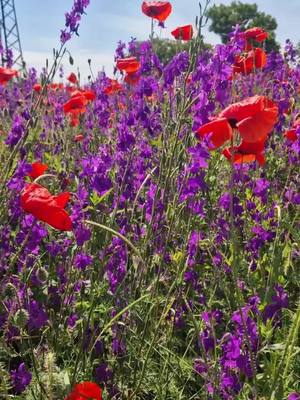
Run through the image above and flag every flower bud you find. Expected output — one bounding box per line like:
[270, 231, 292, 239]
[37, 267, 48, 283]
[13, 309, 29, 329]
[4, 283, 16, 299]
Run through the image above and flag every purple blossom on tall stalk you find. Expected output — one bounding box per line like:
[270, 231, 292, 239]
[60, 0, 90, 44]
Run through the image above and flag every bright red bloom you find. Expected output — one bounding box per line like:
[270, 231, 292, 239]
[197, 95, 278, 149]
[74, 134, 84, 142]
[233, 54, 254, 75]
[70, 89, 96, 102]
[142, 1, 172, 22]
[284, 118, 300, 142]
[65, 382, 102, 400]
[63, 95, 87, 115]
[233, 48, 267, 75]
[223, 139, 266, 166]
[28, 162, 48, 180]
[0, 67, 18, 85]
[33, 83, 42, 93]
[104, 79, 122, 95]
[124, 72, 140, 85]
[244, 27, 268, 42]
[48, 83, 64, 90]
[171, 25, 193, 41]
[81, 90, 96, 101]
[21, 183, 72, 231]
[116, 57, 140, 74]
[253, 47, 267, 68]
[219, 95, 278, 143]
[67, 72, 78, 84]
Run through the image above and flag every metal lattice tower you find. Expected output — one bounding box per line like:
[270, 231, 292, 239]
[0, 0, 23, 69]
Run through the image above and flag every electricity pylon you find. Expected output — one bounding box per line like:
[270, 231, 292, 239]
[0, 0, 23, 68]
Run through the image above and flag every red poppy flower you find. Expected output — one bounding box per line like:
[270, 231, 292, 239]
[74, 134, 84, 142]
[65, 382, 102, 400]
[233, 54, 254, 75]
[124, 72, 140, 85]
[142, 1, 172, 22]
[104, 79, 122, 95]
[253, 47, 267, 68]
[21, 183, 72, 231]
[233, 48, 267, 75]
[67, 72, 78, 84]
[48, 83, 64, 91]
[0, 67, 18, 85]
[116, 57, 140, 74]
[171, 25, 193, 41]
[284, 118, 300, 142]
[223, 139, 266, 166]
[28, 162, 48, 180]
[81, 90, 96, 102]
[70, 89, 96, 102]
[197, 95, 278, 148]
[244, 27, 268, 43]
[219, 95, 278, 143]
[33, 83, 42, 93]
[63, 95, 87, 115]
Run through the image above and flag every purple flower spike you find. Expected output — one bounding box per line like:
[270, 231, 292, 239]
[10, 363, 32, 394]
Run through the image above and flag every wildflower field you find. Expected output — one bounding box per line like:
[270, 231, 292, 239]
[0, 1, 299, 399]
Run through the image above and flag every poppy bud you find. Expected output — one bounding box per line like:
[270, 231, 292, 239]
[13, 309, 29, 329]
[74, 134, 84, 142]
[37, 267, 48, 283]
[4, 283, 16, 299]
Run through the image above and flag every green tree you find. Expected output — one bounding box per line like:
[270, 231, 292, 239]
[206, 1, 280, 52]
[151, 38, 211, 65]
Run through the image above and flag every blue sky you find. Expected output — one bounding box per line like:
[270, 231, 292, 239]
[15, 0, 300, 81]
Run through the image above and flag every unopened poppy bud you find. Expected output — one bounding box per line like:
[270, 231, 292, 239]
[13, 308, 29, 329]
[4, 283, 16, 299]
[37, 267, 48, 283]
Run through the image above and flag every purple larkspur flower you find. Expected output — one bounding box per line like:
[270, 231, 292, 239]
[95, 362, 113, 384]
[60, 0, 90, 43]
[263, 284, 289, 323]
[27, 300, 48, 330]
[74, 252, 93, 270]
[288, 393, 300, 400]
[10, 363, 32, 394]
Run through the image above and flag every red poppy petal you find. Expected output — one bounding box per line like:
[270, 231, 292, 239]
[28, 163, 48, 180]
[67, 73, 78, 84]
[237, 107, 278, 143]
[116, 57, 140, 74]
[285, 129, 297, 142]
[254, 48, 267, 69]
[237, 139, 266, 154]
[171, 25, 193, 41]
[142, 1, 172, 22]
[73, 382, 102, 400]
[43, 206, 73, 231]
[219, 95, 265, 121]
[196, 118, 232, 149]
[222, 147, 265, 166]
[53, 192, 70, 208]
[244, 27, 268, 42]
[21, 184, 72, 231]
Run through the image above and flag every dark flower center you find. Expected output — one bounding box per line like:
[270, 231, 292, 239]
[228, 118, 238, 128]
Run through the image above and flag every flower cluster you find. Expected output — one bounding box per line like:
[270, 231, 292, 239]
[0, 2, 299, 399]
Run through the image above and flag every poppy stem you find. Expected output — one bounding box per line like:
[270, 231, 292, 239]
[150, 18, 154, 43]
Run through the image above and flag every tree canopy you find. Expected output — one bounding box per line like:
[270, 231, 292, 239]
[207, 1, 280, 52]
